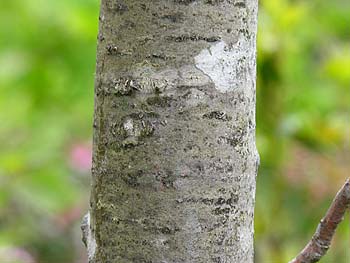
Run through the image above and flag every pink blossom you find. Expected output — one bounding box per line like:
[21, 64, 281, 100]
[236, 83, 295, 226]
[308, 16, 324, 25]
[69, 143, 92, 172]
[0, 247, 36, 263]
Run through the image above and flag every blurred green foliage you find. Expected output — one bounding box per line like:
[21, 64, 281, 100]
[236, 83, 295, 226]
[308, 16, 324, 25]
[256, 0, 350, 262]
[0, 0, 98, 262]
[0, 0, 349, 262]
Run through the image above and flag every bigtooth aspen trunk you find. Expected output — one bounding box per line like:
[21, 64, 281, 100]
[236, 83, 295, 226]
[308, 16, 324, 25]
[85, 0, 259, 262]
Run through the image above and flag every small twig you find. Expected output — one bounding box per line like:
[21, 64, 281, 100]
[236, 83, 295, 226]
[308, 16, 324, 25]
[289, 178, 350, 263]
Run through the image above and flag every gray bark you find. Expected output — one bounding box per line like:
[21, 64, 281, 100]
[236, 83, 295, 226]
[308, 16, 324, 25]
[86, 0, 259, 262]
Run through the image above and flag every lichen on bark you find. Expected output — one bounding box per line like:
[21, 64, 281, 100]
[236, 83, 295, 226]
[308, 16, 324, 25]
[87, 0, 259, 262]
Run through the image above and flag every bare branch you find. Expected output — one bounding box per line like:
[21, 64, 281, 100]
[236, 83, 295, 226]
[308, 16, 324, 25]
[289, 178, 350, 263]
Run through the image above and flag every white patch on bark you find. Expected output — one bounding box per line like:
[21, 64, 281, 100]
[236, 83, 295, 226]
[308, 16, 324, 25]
[82, 212, 96, 262]
[195, 38, 253, 92]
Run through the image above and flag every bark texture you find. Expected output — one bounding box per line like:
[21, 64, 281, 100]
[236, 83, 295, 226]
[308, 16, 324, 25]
[87, 0, 259, 262]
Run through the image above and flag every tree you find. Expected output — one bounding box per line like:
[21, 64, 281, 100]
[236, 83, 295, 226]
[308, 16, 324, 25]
[83, 0, 259, 262]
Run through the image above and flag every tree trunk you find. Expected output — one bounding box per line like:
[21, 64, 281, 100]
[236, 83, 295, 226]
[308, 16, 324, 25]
[85, 0, 259, 262]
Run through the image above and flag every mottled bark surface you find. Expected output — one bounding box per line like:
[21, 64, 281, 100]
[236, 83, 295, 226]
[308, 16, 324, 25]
[87, 0, 259, 262]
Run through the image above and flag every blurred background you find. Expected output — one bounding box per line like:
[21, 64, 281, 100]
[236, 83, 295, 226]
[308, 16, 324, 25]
[0, 0, 349, 262]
